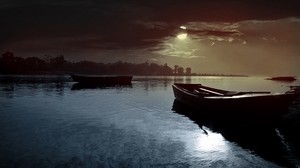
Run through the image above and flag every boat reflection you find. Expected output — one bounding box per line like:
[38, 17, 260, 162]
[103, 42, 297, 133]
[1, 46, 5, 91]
[71, 83, 132, 90]
[172, 100, 298, 168]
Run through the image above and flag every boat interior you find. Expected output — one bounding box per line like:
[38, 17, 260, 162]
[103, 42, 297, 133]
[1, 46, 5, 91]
[174, 83, 271, 97]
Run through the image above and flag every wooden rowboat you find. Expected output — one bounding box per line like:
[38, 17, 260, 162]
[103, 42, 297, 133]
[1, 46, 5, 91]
[70, 74, 133, 85]
[172, 83, 300, 118]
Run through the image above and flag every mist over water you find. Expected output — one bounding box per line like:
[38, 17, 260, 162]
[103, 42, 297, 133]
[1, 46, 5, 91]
[0, 75, 300, 167]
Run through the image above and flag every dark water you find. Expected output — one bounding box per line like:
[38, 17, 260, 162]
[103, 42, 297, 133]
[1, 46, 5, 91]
[0, 75, 300, 168]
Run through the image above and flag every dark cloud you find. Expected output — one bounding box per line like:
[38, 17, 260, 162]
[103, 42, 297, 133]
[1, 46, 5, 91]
[0, 0, 166, 50]
[2, 0, 300, 41]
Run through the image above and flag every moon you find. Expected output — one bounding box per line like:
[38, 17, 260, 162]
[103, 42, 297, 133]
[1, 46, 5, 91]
[177, 26, 187, 40]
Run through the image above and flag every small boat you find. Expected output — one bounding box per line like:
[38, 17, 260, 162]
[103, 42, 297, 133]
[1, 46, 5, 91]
[172, 83, 300, 118]
[70, 74, 133, 85]
[266, 76, 297, 82]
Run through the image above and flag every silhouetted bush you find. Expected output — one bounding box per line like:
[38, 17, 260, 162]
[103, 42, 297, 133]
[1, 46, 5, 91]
[0, 52, 190, 75]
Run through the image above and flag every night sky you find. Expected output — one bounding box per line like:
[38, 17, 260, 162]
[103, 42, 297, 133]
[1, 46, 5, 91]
[1, 0, 300, 75]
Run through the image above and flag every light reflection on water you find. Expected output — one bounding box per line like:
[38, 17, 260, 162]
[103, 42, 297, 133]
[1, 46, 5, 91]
[195, 129, 228, 153]
[0, 75, 300, 167]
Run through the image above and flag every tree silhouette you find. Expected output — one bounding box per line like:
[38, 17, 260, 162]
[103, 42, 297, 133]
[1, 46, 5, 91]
[174, 65, 178, 75]
[0, 51, 189, 75]
[162, 63, 173, 75]
[177, 66, 184, 75]
[1, 51, 16, 73]
[186, 67, 192, 75]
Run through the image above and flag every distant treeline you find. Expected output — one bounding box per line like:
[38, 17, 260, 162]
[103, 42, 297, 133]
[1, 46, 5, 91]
[0, 52, 194, 76]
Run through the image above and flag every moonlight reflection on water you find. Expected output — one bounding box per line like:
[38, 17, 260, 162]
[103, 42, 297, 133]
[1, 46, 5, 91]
[196, 129, 228, 153]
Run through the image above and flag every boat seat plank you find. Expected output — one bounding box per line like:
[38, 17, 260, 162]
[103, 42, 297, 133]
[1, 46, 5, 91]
[194, 88, 224, 96]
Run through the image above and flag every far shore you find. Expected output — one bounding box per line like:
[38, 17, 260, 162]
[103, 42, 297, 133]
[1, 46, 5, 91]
[0, 72, 248, 77]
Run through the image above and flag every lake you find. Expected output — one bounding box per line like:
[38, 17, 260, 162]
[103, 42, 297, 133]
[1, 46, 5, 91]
[0, 75, 300, 168]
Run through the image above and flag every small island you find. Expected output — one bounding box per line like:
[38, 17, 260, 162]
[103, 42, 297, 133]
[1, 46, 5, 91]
[266, 76, 297, 82]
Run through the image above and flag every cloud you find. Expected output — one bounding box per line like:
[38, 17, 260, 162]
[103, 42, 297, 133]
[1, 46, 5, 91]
[151, 37, 206, 59]
[173, 22, 243, 45]
[134, 20, 169, 30]
[156, 49, 202, 59]
[238, 17, 300, 44]
[171, 18, 300, 47]
[2, 0, 300, 49]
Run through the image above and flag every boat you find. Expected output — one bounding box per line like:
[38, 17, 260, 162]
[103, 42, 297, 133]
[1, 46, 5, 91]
[288, 86, 300, 94]
[172, 83, 300, 118]
[70, 74, 133, 85]
[266, 76, 297, 82]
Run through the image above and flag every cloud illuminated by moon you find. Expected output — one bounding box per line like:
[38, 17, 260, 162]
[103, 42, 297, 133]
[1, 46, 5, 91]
[177, 33, 187, 40]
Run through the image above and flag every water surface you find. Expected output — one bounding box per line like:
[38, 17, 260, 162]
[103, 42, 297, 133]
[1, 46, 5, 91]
[0, 75, 300, 167]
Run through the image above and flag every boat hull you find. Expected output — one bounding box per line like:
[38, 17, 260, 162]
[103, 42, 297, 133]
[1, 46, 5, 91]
[172, 84, 299, 119]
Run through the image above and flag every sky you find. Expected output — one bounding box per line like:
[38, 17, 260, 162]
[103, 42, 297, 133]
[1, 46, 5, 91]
[1, 0, 300, 76]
